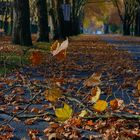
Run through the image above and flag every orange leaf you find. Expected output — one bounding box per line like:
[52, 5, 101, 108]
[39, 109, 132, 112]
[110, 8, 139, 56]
[93, 100, 108, 112]
[69, 118, 81, 127]
[51, 40, 59, 51]
[31, 107, 39, 113]
[29, 51, 42, 66]
[137, 80, 140, 91]
[50, 123, 60, 129]
[52, 77, 65, 84]
[86, 120, 95, 126]
[110, 99, 118, 110]
[55, 49, 67, 60]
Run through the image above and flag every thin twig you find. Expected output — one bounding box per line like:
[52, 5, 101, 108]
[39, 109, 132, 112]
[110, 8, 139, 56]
[0, 89, 44, 126]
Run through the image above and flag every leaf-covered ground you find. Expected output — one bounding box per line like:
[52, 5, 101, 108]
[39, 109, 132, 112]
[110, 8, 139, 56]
[0, 35, 140, 140]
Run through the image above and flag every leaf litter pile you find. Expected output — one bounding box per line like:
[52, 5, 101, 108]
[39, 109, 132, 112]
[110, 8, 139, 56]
[0, 35, 140, 140]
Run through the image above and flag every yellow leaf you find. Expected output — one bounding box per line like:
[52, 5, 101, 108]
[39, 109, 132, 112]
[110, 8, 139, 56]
[93, 100, 108, 112]
[84, 73, 101, 87]
[51, 40, 59, 51]
[79, 110, 88, 117]
[55, 103, 73, 122]
[90, 86, 101, 103]
[44, 87, 62, 102]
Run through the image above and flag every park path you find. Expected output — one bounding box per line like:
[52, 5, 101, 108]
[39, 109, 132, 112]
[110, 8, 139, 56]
[101, 35, 140, 72]
[0, 35, 140, 139]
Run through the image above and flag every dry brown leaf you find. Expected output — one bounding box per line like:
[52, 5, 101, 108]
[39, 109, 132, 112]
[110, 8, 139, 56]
[44, 87, 62, 102]
[55, 49, 67, 60]
[29, 51, 42, 66]
[84, 73, 101, 87]
[137, 80, 140, 91]
[110, 99, 118, 110]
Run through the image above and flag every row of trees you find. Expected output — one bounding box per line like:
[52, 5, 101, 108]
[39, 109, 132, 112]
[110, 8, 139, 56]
[113, 0, 140, 36]
[1, 0, 140, 46]
[0, 0, 87, 46]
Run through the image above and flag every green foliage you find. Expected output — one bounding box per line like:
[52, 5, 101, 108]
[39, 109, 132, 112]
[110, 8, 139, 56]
[34, 42, 51, 51]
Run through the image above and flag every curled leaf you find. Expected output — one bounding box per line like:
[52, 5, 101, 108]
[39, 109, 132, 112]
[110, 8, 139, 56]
[52, 38, 68, 56]
[90, 86, 101, 103]
[51, 40, 59, 51]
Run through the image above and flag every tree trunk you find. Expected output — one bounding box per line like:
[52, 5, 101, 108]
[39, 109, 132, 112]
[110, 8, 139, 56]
[57, 0, 65, 39]
[135, 7, 140, 36]
[104, 23, 109, 34]
[36, 0, 49, 42]
[12, 0, 32, 46]
[72, 17, 80, 35]
[10, 3, 13, 35]
[123, 21, 130, 35]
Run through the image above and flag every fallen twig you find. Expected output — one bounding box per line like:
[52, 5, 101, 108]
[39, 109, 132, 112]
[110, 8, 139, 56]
[84, 113, 140, 120]
[0, 89, 44, 126]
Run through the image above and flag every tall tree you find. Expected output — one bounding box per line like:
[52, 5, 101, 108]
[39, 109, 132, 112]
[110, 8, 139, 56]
[12, 0, 32, 46]
[135, 0, 140, 36]
[49, 0, 60, 39]
[112, 0, 138, 35]
[36, 0, 49, 42]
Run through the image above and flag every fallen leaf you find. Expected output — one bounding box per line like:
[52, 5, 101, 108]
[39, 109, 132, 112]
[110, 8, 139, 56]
[31, 107, 39, 113]
[55, 49, 67, 60]
[93, 100, 108, 112]
[86, 120, 95, 126]
[29, 51, 42, 66]
[110, 99, 118, 110]
[137, 80, 140, 91]
[55, 103, 73, 122]
[79, 110, 88, 117]
[52, 38, 68, 56]
[51, 40, 59, 51]
[84, 73, 101, 87]
[44, 87, 62, 102]
[69, 118, 81, 127]
[90, 86, 101, 103]
[24, 118, 36, 125]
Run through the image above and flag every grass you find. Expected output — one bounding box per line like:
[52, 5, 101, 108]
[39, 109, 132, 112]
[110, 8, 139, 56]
[34, 42, 51, 51]
[0, 42, 51, 76]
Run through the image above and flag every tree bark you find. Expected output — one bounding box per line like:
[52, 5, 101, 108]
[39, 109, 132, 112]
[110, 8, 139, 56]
[36, 0, 49, 42]
[123, 21, 130, 36]
[49, 0, 60, 39]
[104, 23, 109, 34]
[135, 7, 140, 36]
[10, 2, 13, 35]
[12, 0, 32, 46]
[72, 17, 81, 35]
